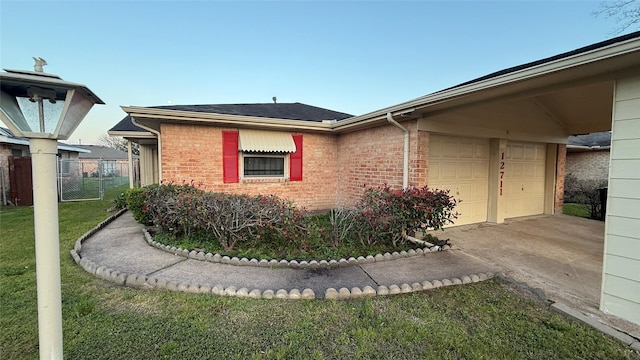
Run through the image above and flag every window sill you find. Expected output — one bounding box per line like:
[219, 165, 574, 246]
[241, 177, 289, 184]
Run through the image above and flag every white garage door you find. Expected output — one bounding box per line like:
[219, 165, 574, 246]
[503, 141, 546, 219]
[428, 134, 490, 226]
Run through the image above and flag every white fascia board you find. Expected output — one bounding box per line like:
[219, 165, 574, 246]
[107, 130, 156, 139]
[121, 106, 335, 132]
[57, 144, 91, 153]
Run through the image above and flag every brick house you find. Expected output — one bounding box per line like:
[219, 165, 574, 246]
[0, 127, 89, 205]
[566, 131, 611, 183]
[110, 32, 640, 324]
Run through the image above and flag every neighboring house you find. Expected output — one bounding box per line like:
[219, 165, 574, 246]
[110, 31, 640, 326]
[74, 144, 139, 178]
[566, 131, 611, 183]
[0, 127, 89, 205]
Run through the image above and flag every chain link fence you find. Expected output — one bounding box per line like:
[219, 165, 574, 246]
[58, 158, 139, 201]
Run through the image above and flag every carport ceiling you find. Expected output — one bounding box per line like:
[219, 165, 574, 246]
[419, 81, 615, 136]
[407, 42, 640, 137]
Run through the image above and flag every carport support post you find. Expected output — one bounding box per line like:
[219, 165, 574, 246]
[543, 143, 558, 214]
[127, 139, 134, 188]
[30, 138, 64, 359]
[487, 138, 507, 224]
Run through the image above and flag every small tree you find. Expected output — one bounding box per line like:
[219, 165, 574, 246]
[98, 135, 140, 155]
[564, 173, 607, 219]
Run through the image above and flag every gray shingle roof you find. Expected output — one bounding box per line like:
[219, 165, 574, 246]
[568, 131, 611, 147]
[76, 145, 137, 160]
[109, 102, 353, 133]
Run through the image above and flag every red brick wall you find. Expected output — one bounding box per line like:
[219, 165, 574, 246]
[555, 144, 567, 213]
[566, 150, 610, 182]
[160, 123, 338, 210]
[335, 120, 426, 207]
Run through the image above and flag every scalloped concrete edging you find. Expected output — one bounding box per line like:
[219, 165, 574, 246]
[70, 211, 494, 301]
[323, 272, 495, 299]
[70, 208, 127, 264]
[142, 228, 453, 269]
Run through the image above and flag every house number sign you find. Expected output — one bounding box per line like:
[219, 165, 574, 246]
[499, 152, 505, 196]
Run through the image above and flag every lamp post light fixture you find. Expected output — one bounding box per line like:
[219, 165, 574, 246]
[0, 59, 104, 359]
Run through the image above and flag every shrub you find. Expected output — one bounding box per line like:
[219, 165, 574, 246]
[142, 183, 310, 252]
[328, 207, 357, 247]
[564, 173, 607, 219]
[144, 182, 204, 236]
[112, 191, 127, 210]
[124, 186, 152, 224]
[353, 185, 459, 247]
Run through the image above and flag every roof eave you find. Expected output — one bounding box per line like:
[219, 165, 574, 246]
[107, 130, 156, 139]
[340, 35, 640, 126]
[121, 106, 336, 133]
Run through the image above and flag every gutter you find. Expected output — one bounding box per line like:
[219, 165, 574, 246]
[386, 112, 409, 189]
[130, 117, 162, 183]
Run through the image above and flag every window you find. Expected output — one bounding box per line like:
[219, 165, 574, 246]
[243, 155, 285, 177]
[222, 131, 303, 183]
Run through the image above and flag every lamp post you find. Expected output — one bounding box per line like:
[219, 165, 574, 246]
[0, 59, 104, 359]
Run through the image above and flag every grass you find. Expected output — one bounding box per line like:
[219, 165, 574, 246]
[1, 188, 639, 359]
[563, 203, 591, 218]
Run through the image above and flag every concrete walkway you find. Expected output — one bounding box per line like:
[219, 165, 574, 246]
[436, 214, 640, 341]
[73, 210, 639, 348]
[74, 211, 498, 297]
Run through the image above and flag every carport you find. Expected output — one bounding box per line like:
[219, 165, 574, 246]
[436, 214, 638, 338]
[356, 32, 640, 328]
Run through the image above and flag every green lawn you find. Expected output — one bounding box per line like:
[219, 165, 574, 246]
[1, 188, 638, 359]
[563, 203, 591, 218]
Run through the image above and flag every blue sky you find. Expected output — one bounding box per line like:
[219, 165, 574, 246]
[0, 1, 632, 145]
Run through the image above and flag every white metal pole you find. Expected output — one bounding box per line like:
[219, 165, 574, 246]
[127, 139, 134, 188]
[29, 138, 63, 360]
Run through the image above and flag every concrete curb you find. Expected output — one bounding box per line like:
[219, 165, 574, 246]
[142, 227, 453, 269]
[496, 273, 640, 352]
[324, 272, 494, 299]
[550, 302, 640, 352]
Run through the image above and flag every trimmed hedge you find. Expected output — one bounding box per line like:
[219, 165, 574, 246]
[125, 183, 459, 252]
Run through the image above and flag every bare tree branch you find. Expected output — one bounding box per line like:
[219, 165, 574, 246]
[97, 135, 140, 155]
[594, 0, 640, 35]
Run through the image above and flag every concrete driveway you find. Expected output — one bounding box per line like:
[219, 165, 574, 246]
[434, 214, 639, 338]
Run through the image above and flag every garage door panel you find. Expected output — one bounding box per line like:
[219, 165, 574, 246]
[429, 134, 489, 226]
[441, 163, 457, 179]
[473, 163, 488, 178]
[504, 141, 546, 219]
[458, 163, 473, 179]
[476, 143, 490, 158]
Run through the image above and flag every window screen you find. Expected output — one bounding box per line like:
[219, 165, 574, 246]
[244, 156, 285, 176]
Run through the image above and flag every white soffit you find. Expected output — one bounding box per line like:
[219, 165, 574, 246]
[238, 129, 296, 153]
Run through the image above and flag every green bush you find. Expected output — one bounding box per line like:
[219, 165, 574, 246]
[124, 186, 152, 224]
[134, 183, 457, 254]
[112, 191, 127, 210]
[352, 185, 459, 247]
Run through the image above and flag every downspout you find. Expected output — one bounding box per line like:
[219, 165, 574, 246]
[386, 112, 409, 189]
[130, 117, 162, 184]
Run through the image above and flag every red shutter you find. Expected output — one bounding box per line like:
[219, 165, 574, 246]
[290, 134, 303, 181]
[222, 131, 239, 183]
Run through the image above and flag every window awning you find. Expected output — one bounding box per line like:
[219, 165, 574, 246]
[238, 129, 296, 153]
